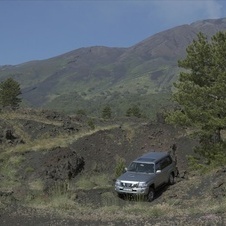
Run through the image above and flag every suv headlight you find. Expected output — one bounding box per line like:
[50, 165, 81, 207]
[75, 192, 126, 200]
[138, 182, 147, 188]
[115, 180, 121, 186]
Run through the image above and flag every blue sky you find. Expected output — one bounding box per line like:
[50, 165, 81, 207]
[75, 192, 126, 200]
[1, 0, 226, 65]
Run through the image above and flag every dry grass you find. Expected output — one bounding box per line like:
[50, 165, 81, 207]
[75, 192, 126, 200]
[4, 151, 221, 223]
[0, 154, 24, 190]
[3, 124, 119, 154]
[28, 179, 44, 191]
[73, 173, 112, 190]
[20, 184, 226, 224]
[0, 111, 63, 126]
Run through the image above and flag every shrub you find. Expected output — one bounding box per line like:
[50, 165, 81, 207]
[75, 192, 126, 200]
[114, 156, 126, 178]
[102, 105, 112, 119]
[76, 109, 86, 116]
[87, 119, 95, 130]
[126, 105, 141, 118]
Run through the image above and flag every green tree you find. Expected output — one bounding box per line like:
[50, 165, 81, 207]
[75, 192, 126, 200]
[0, 78, 21, 108]
[102, 105, 112, 119]
[126, 105, 141, 118]
[167, 32, 226, 162]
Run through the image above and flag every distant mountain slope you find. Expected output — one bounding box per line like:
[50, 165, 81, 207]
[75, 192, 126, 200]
[1, 18, 226, 118]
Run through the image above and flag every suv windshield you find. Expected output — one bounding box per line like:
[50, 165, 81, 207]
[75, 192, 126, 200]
[128, 162, 154, 173]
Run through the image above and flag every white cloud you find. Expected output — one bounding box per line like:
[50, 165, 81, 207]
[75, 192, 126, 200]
[148, 0, 223, 26]
[205, 0, 222, 18]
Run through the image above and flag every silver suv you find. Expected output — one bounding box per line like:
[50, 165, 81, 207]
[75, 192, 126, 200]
[115, 151, 177, 201]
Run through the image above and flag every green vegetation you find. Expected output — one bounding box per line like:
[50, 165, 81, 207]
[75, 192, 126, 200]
[167, 31, 226, 166]
[0, 78, 21, 108]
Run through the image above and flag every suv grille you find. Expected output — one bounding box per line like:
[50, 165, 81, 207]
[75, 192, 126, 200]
[121, 182, 138, 188]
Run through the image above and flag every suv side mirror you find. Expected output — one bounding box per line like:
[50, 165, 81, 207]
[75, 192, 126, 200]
[124, 167, 128, 172]
[156, 170, 161, 174]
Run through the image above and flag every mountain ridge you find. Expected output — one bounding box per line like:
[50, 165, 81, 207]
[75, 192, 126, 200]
[1, 18, 226, 117]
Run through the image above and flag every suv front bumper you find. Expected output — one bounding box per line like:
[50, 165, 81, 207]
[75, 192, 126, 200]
[115, 185, 149, 195]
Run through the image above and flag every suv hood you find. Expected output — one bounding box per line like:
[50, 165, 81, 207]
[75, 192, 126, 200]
[118, 171, 155, 182]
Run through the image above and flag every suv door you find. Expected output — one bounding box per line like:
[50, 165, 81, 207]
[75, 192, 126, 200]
[159, 156, 173, 183]
[154, 160, 165, 188]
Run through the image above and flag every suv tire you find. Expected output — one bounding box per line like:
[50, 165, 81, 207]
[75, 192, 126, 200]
[147, 187, 155, 202]
[117, 193, 124, 199]
[168, 173, 175, 185]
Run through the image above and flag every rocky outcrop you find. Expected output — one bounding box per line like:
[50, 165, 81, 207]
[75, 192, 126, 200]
[41, 147, 85, 181]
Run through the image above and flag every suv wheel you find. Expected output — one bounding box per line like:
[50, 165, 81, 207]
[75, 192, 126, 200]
[168, 173, 175, 185]
[147, 187, 155, 202]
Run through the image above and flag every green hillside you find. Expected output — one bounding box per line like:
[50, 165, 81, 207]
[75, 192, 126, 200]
[1, 18, 226, 118]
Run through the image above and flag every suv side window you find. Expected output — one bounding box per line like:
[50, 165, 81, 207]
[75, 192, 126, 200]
[159, 159, 165, 170]
[155, 162, 161, 171]
[155, 159, 165, 171]
[160, 156, 172, 169]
